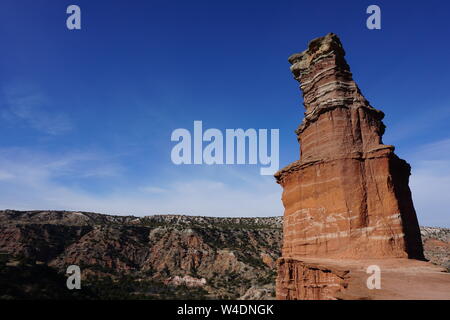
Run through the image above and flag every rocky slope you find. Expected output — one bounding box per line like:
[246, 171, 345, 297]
[0, 210, 447, 299]
[421, 227, 450, 270]
[0, 210, 281, 299]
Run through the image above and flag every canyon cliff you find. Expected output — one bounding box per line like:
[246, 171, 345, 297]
[0, 210, 281, 299]
[275, 33, 450, 300]
[0, 210, 448, 299]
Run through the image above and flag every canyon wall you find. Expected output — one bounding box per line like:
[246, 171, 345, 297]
[0, 210, 281, 299]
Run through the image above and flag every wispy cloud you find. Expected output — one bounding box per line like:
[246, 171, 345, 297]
[0, 147, 283, 217]
[0, 147, 123, 186]
[1, 84, 72, 135]
[140, 186, 167, 194]
[0, 140, 448, 225]
[385, 104, 450, 144]
[134, 174, 282, 217]
[408, 138, 450, 227]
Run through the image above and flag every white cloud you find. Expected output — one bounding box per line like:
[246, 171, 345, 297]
[384, 104, 450, 144]
[1, 84, 72, 135]
[0, 171, 14, 181]
[408, 139, 450, 227]
[1, 139, 448, 226]
[0, 148, 283, 217]
[139, 186, 167, 194]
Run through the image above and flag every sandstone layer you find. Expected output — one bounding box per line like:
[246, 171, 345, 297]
[277, 257, 450, 300]
[275, 33, 450, 299]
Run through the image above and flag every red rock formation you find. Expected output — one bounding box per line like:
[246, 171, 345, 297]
[277, 257, 450, 300]
[275, 33, 450, 300]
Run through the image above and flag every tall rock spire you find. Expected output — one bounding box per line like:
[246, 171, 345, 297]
[275, 33, 450, 299]
[275, 33, 450, 300]
[276, 33, 423, 260]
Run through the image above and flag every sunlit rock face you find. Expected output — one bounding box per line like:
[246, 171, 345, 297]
[275, 33, 423, 260]
[275, 33, 430, 300]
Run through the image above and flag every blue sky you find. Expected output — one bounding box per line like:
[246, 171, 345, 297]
[0, 0, 449, 226]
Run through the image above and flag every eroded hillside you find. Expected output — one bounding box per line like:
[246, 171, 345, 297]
[0, 210, 448, 299]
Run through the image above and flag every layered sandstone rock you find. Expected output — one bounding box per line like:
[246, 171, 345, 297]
[275, 33, 450, 299]
[277, 257, 450, 300]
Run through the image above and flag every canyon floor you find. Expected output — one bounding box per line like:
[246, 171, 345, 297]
[0, 210, 448, 300]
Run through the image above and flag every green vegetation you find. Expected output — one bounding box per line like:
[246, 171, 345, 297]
[0, 263, 96, 300]
[0, 263, 209, 300]
[82, 275, 209, 300]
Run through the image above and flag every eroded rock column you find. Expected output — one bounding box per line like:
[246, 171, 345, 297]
[275, 33, 426, 299]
